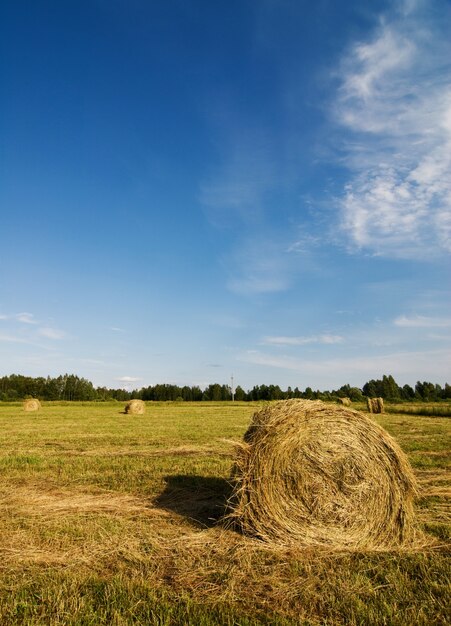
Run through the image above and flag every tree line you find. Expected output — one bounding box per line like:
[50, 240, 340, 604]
[0, 373, 450, 403]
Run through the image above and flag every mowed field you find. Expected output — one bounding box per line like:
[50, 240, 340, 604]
[0, 401, 449, 625]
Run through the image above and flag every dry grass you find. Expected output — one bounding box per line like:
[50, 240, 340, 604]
[1, 484, 148, 516]
[227, 399, 420, 550]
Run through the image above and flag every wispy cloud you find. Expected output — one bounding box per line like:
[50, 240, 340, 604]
[226, 237, 293, 294]
[0, 312, 68, 344]
[0, 312, 38, 324]
[200, 129, 277, 228]
[199, 94, 307, 294]
[286, 233, 322, 254]
[200, 130, 294, 293]
[38, 327, 66, 340]
[0, 333, 30, 344]
[16, 312, 38, 324]
[238, 347, 450, 384]
[208, 314, 245, 330]
[263, 334, 344, 346]
[334, 1, 451, 258]
[116, 376, 142, 383]
[394, 315, 451, 328]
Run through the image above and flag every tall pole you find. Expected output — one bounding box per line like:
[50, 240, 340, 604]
[231, 374, 235, 402]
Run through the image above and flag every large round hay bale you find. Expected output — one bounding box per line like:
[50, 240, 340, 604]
[23, 398, 41, 412]
[338, 397, 352, 406]
[124, 399, 145, 415]
[227, 399, 418, 549]
[367, 397, 385, 414]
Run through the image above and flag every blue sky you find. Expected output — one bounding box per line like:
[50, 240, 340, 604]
[1, 0, 450, 391]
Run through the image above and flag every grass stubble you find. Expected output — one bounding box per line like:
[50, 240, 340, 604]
[0, 401, 449, 625]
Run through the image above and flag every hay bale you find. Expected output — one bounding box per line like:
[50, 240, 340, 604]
[338, 397, 352, 406]
[227, 399, 418, 549]
[124, 399, 145, 415]
[23, 398, 41, 412]
[366, 397, 385, 414]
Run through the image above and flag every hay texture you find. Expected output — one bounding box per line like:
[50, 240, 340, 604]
[23, 399, 41, 412]
[124, 399, 145, 415]
[367, 397, 385, 414]
[337, 397, 352, 406]
[228, 399, 418, 550]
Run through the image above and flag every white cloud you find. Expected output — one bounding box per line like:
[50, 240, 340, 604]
[339, 27, 414, 107]
[335, 3, 451, 258]
[38, 327, 66, 340]
[394, 315, 451, 328]
[16, 312, 38, 324]
[263, 334, 344, 346]
[116, 376, 142, 383]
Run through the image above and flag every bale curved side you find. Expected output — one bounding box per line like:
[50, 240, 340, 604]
[125, 399, 145, 415]
[227, 399, 418, 550]
[23, 399, 41, 412]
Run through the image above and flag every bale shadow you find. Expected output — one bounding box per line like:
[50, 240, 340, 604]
[154, 475, 234, 528]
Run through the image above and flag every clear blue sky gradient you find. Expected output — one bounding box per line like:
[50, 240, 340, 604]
[1, 0, 450, 391]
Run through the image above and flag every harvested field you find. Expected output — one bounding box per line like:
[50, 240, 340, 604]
[0, 401, 449, 625]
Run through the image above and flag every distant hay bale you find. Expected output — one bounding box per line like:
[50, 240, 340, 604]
[338, 397, 352, 406]
[367, 397, 385, 414]
[124, 399, 145, 415]
[227, 399, 418, 550]
[23, 398, 41, 412]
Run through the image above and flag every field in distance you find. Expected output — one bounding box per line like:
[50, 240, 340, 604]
[0, 401, 449, 625]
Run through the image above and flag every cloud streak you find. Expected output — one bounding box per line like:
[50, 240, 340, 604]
[394, 315, 451, 328]
[16, 312, 38, 324]
[0, 312, 67, 343]
[200, 130, 277, 228]
[263, 334, 344, 346]
[0, 312, 39, 324]
[334, 1, 451, 258]
[225, 236, 294, 294]
[0, 334, 30, 344]
[38, 327, 66, 340]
